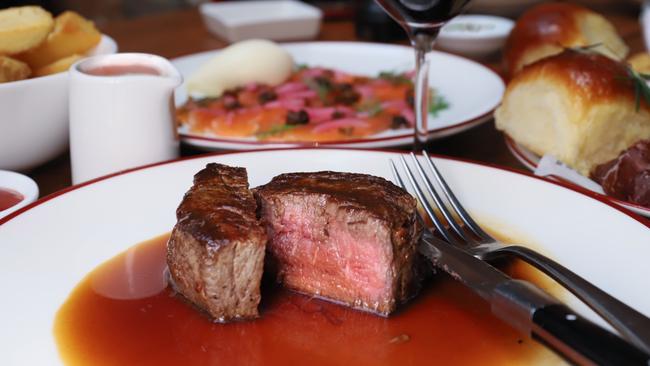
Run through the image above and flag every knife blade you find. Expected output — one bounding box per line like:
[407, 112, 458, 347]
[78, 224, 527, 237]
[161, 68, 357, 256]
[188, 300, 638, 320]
[417, 231, 650, 365]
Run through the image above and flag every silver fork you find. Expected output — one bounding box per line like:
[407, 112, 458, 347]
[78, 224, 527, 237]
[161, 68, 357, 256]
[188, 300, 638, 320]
[391, 151, 650, 355]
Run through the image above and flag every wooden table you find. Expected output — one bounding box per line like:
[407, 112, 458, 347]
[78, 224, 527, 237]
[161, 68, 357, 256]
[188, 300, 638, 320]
[28, 2, 648, 199]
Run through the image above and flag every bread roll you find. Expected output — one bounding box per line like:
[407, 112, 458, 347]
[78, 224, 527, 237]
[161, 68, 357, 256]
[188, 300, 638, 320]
[0, 55, 31, 82]
[495, 50, 650, 176]
[503, 3, 628, 78]
[0, 6, 54, 55]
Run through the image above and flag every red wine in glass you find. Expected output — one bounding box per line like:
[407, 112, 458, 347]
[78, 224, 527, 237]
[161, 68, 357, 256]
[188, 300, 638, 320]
[375, 0, 472, 148]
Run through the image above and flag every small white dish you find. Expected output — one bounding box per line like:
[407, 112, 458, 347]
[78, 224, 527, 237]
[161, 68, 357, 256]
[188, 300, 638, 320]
[0, 34, 118, 172]
[199, 0, 322, 43]
[437, 15, 514, 58]
[0, 170, 39, 219]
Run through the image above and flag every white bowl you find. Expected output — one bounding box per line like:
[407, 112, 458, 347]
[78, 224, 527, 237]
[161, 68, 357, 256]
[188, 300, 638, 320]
[0, 35, 118, 172]
[469, 0, 544, 17]
[436, 15, 514, 58]
[199, 0, 322, 43]
[0, 170, 38, 219]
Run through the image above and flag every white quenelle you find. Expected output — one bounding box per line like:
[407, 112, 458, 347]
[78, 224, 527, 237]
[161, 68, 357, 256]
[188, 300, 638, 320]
[69, 53, 182, 184]
[186, 39, 294, 98]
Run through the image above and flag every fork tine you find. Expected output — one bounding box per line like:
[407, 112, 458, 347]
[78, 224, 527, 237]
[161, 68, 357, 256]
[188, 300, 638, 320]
[394, 156, 459, 245]
[408, 152, 472, 243]
[422, 151, 493, 242]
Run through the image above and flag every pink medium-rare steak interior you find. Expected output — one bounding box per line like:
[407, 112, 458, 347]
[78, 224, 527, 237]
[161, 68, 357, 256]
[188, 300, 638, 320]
[267, 195, 393, 308]
[255, 171, 422, 315]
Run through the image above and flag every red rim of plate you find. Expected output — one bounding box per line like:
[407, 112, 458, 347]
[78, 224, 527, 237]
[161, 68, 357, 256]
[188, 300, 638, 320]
[504, 135, 650, 216]
[1, 147, 648, 228]
[180, 110, 494, 147]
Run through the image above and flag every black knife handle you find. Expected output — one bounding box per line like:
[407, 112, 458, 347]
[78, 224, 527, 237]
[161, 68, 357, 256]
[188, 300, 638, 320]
[532, 304, 650, 365]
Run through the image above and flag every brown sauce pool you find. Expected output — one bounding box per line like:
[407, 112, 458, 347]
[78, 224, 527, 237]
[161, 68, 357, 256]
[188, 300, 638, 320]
[54, 234, 561, 365]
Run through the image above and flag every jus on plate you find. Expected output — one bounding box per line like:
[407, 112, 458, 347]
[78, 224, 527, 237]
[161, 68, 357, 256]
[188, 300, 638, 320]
[0, 149, 648, 365]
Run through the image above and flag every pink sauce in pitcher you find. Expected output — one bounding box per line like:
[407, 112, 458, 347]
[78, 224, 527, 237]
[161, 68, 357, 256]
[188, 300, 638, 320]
[84, 64, 161, 76]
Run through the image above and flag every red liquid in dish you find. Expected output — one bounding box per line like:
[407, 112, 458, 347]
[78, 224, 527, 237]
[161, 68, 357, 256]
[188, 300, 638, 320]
[84, 64, 160, 76]
[0, 188, 23, 211]
[54, 234, 560, 366]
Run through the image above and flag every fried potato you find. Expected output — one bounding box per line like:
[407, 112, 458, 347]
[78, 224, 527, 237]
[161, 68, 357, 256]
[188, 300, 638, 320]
[17, 11, 101, 69]
[628, 52, 650, 74]
[0, 55, 31, 83]
[33, 53, 82, 77]
[0, 6, 54, 55]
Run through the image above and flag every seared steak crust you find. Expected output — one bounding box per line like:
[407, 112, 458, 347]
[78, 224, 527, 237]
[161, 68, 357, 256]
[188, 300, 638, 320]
[167, 163, 266, 321]
[255, 171, 421, 316]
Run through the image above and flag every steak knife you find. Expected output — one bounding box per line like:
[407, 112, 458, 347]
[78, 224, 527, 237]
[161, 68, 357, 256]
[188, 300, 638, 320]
[417, 231, 650, 365]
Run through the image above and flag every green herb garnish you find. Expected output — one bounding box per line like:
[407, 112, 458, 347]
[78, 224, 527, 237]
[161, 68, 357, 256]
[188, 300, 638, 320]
[305, 78, 331, 102]
[255, 124, 298, 139]
[295, 63, 309, 71]
[356, 100, 383, 117]
[378, 71, 413, 86]
[193, 97, 219, 107]
[429, 93, 449, 117]
[625, 67, 650, 111]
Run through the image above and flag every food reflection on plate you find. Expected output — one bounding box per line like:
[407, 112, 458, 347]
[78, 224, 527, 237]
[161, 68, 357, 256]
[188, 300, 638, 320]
[176, 40, 448, 143]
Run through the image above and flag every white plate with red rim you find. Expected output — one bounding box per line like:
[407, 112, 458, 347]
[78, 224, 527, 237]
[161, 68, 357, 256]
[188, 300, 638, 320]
[505, 135, 650, 218]
[1, 148, 649, 364]
[171, 42, 505, 150]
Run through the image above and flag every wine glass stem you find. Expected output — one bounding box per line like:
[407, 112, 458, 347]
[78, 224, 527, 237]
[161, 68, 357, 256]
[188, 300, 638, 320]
[412, 32, 437, 151]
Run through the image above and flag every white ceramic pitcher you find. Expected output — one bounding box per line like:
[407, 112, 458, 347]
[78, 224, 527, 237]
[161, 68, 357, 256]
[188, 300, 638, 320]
[69, 53, 182, 184]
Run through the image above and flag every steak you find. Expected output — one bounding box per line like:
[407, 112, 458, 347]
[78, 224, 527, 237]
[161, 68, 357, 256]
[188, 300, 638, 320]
[167, 163, 266, 322]
[254, 171, 422, 316]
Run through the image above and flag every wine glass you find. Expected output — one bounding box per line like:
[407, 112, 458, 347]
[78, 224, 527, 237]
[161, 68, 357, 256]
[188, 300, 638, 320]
[374, 0, 472, 149]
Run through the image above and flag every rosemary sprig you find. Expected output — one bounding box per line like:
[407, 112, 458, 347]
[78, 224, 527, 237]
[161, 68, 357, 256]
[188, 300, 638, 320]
[255, 124, 298, 139]
[625, 67, 650, 111]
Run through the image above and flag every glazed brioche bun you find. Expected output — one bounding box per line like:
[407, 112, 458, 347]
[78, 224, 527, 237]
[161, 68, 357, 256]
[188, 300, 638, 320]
[503, 3, 628, 78]
[495, 50, 650, 176]
[0, 6, 54, 55]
